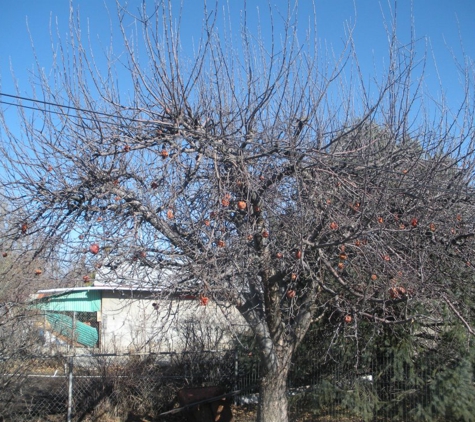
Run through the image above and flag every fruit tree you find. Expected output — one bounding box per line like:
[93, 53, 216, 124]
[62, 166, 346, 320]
[1, 3, 475, 421]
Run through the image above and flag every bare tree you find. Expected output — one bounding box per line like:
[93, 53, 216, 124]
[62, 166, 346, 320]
[1, 2, 475, 420]
[0, 206, 53, 414]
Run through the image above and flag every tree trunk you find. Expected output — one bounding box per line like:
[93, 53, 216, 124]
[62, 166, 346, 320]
[257, 366, 289, 422]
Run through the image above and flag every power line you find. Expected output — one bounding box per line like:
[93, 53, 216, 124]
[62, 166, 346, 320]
[0, 92, 161, 126]
[0, 98, 160, 131]
[0, 99, 124, 128]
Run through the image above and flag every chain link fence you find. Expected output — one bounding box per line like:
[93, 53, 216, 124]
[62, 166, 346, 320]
[0, 355, 69, 421]
[0, 350, 237, 422]
[0, 347, 472, 421]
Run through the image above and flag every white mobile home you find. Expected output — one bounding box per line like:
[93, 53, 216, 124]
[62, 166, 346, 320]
[34, 285, 245, 353]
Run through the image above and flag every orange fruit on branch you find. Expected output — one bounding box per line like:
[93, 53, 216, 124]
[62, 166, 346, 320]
[389, 287, 399, 298]
[397, 286, 407, 296]
[286, 290, 296, 299]
[89, 243, 100, 255]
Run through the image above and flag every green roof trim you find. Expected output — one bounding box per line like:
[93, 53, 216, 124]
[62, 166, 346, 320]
[46, 312, 98, 347]
[36, 290, 101, 312]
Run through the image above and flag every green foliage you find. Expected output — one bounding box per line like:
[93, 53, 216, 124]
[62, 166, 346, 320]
[420, 358, 475, 422]
[289, 316, 475, 421]
[341, 381, 381, 421]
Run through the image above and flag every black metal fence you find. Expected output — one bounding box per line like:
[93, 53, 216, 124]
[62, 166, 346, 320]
[0, 348, 472, 421]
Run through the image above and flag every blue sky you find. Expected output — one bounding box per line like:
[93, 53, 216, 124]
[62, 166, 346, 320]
[0, 0, 474, 128]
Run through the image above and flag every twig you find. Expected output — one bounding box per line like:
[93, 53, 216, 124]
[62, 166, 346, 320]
[442, 294, 475, 336]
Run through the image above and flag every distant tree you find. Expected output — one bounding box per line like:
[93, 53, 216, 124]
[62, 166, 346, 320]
[1, 3, 475, 421]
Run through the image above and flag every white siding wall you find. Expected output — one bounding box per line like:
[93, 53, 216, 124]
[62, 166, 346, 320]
[100, 291, 247, 353]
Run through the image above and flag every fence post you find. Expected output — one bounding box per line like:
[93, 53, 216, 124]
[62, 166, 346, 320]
[234, 348, 240, 405]
[67, 356, 73, 422]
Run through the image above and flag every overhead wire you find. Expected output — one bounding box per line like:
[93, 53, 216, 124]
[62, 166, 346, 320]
[0, 98, 123, 128]
[0, 91, 161, 128]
